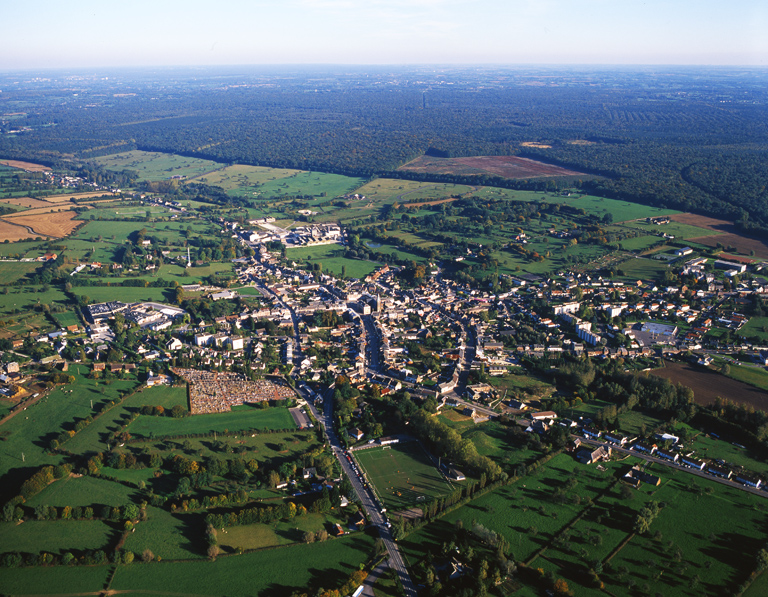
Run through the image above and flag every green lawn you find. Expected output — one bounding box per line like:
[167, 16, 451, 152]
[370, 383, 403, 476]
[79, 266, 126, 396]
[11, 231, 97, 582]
[740, 316, 768, 343]
[92, 150, 223, 182]
[126, 405, 296, 438]
[110, 533, 376, 596]
[285, 243, 378, 279]
[0, 261, 41, 284]
[354, 442, 455, 511]
[216, 512, 349, 552]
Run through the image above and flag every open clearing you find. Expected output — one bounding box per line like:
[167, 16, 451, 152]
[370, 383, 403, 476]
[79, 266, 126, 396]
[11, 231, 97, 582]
[2, 211, 81, 238]
[355, 441, 454, 511]
[0, 159, 50, 172]
[649, 361, 768, 408]
[398, 154, 590, 179]
[669, 213, 768, 258]
[40, 191, 118, 203]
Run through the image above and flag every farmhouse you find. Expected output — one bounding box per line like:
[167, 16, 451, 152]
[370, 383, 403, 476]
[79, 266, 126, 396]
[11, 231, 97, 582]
[576, 445, 611, 465]
[625, 465, 661, 487]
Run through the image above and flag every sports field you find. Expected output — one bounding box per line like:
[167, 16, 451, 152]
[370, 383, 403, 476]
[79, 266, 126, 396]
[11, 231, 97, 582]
[354, 442, 454, 511]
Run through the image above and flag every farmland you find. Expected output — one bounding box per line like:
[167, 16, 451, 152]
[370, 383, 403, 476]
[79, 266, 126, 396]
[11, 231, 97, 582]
[0, 520, 115, 556]
[398, 154, 589, 179]
[110, 533, 376, 596]
[2, 210, 81, 238]
[649, 361, 768, 409]
[92, 150, 223, 182]
[0, 219, 41, 242]
[355, 442, 454, 511]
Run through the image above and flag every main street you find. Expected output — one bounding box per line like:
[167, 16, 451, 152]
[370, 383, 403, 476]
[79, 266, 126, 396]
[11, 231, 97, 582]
[300, 387, 417, 597]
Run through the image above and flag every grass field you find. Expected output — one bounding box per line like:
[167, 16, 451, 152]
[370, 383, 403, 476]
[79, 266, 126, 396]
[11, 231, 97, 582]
[622, 219, 721, 240]
[0, 565, 110, 595]
[0, 519, 116, 555]
[126, 404, 296, 437]
[618, 235, 665, 252]
[399, 453, 622, 567]
[616, 256, 671, 282]
[216, 512, 348, 552]
[122, 507, 206, 560]
[25, 474, 138, 508]
[72, 219, 216, 245]
[110, 533, 376, 596]
[92, 151, 223, 182]
[285, 243, 378, 279]
[64, 386, 189, 454]
[0, 261, 41, 284]
[462, 421, 541, 470]
[0, 365, 140, 500]
[354, 442, 454, 511]
[740, 316, 768, 343]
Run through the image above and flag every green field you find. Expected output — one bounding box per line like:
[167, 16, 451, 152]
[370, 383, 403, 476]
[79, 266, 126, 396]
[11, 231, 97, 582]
[619, 235, 665, 252]
[64, 386, 189, 454]
[92, 150, 224, 182]
[25, 474, 138, 508]
[72, 219, 216, 245]
[354, 442, 454, 511]
[0, 519, 115, 555]
[0, 565, 110, 595]
[0, 261, 41, 284]
[0, 365, 140, 499]
[126, 404, 296, 437]
[616, 256, 671, 281]
[622, 219, 721, 240]
[740, 316, 768, 343]
[285, 243, 379, 279]
[110, 533, 375, 596]
[216, 512, 349, 552]
[122, 506, 205, 560]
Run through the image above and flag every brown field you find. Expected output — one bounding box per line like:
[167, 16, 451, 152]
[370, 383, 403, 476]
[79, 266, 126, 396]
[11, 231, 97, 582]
[670, 213, 768, 258]
[42, 191, 117, 203]
[397, 155, 590, 179]
[649, 362, 768, 409]
[520, 142, 552, 149]
[0, 211, 80, 238]
[0, 197, 53, 209]
[0, 220, 41, 242]
[402, 197, 461, 208]
[0, 159, 50, 172]
[3, 205, 78, 217]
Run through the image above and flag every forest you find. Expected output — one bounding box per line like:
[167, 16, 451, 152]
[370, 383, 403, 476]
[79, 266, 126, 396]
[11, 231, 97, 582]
[1, 66, 768, 227]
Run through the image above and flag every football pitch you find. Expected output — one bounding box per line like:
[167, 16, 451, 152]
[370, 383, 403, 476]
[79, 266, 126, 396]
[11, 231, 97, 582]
[354, 441, 455, 511]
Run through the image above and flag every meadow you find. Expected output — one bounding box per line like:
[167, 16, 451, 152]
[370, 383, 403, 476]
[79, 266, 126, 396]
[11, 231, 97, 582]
[216, 512, 349, 552]
[0, 564, 110, 595]
[0, 365, 140, 500]
[122, 506, 206, 560]
[285, 243, 379, 279]
[0, 261, 41, 284]
[25, 474, 138, 508]
[92, 150, 223, 182]
[126, 404, 297, 438]
[354, 442, 454, 511]
[110, 533, 376, 596]
[0, 519, 116, 555]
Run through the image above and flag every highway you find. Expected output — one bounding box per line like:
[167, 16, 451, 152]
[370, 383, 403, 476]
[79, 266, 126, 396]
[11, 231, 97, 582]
[301, 387, 418, 597]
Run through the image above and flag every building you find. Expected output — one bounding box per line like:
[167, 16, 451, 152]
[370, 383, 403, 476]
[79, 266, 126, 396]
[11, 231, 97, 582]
[576, 445, 611, 465]
[625, 465, 661, 487]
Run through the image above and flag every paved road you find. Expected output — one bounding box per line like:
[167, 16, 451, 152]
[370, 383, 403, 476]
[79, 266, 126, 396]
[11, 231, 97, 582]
[301, 387, 417, 597]
[583, 437, 768, 499]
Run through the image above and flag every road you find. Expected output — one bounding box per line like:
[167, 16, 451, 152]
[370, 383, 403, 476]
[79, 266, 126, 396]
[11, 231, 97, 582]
[300, 386, 417, 597]
[583, 437, 768, 499]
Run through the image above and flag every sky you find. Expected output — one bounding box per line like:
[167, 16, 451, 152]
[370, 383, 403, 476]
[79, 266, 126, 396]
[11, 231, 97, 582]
[2, 0, 767, 70]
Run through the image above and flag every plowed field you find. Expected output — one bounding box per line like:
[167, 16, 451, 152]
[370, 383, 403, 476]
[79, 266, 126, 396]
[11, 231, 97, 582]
[0, 159, 50, 172]
[398, 155, 589, 179]
[649, 362, 768, 409]
[670, 213, 768, 258]
[0, 220, 39, 242]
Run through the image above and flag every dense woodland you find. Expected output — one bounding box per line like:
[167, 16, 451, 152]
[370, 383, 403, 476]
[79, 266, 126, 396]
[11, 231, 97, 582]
[1, 66, 768, 227]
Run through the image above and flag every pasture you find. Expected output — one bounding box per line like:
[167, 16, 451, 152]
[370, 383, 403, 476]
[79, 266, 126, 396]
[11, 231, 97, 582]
[0, 565, 109, 595]
[25, 474, 138, 508]
[285, 243, 378, 279]
[354, 442, 454, 511]
[0, 519, 115, 556]
[126, 404, 297, 438]
[92, 150, 223, 182]
[209, 165, 364, 200]
[122, 507, 205, 560]
[110, 533, 376, 596]
[0, 261, 41, 284]
[216, 512, 348, 552]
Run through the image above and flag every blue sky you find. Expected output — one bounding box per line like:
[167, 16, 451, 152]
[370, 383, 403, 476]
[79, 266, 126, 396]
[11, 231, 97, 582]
[2, 0, 766, 69]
